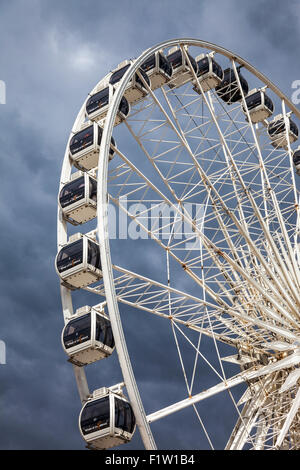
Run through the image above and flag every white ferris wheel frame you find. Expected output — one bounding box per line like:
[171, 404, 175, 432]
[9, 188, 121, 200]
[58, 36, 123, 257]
[57, 38, 300, 450]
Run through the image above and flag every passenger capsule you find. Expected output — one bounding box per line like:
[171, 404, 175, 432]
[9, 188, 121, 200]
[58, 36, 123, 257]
[109, 60, 151, 105]
[79, 387, 136, 449]
[293, 147, 300, 175]
[69, 122, 116, 171]
[62, 306, 115, 366]
[193, 53, 223, 93]
[59, 172, 97, 225]
[141, 50, 173, 89]
[86, 84, 130, 125]
[167, 46, 198, 89]
[216, 67, 249, 104]
[242, 88, 274, 123]
[55, 233, 102, 289]
[267, 114, 299, 148]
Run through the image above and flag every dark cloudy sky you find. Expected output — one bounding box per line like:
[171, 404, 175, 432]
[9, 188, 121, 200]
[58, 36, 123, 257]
[0, 0, 300, 450]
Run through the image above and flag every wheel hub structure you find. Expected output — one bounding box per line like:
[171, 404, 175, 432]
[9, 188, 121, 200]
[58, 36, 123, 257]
[57, 39, 300, 450]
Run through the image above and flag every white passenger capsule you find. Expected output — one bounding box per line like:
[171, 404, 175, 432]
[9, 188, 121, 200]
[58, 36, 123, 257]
[59, 171, 97, 225]
[167, 46, 197, 89]
[79, 387, 136, 450]
[55, 233, 102, 289]
[192, 53, 223, 93]
[242, 88, 274, 123]
[216, 67, 249, 104]
[69, 122, 116, 171]
[267, 114, 299, 149]
[109, 59, 151, 104]
[141, 50, 173, 89]
[86, 84, 130, 125]
[62, 305, 115, 366]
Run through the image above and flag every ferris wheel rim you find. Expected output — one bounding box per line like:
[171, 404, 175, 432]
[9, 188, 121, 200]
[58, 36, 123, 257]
[57, 37, 300, 450]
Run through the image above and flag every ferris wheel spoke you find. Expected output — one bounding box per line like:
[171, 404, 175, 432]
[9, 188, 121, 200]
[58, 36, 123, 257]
[85, 263, 299, 356]
[147, 351, 300, 425]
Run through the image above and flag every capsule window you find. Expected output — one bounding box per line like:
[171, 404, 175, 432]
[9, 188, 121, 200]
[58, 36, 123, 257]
[293, 151, 300, 165]
[115, 398, 136, 434]
[63, 313, 91, 349]
[97, 127, 116, 158]
[141, 54, 156, 73]
[216, 68, 248, 104]
[168, 50, 197, 73]
[87, 240, 101, 270]
[290, 120, 299, 137]
[212, 60, 223, 78]
[109, 64, 131, 85]
[268, 118, 285, 137]
[264, 95, 274, 113]
[197, 57, 209, 75]
[56, 240, 83, 273]
[86, 88, 110, 115]
[95, 315, 115, 349]
[119, 96, 129, 116]
[59, 177, 85, 209]
[245, 91, 262, 109]
[70, 126, 94, 156]
[168, 49, 183, 69]
[81, 397, 110, 435]
[89, 177, 97, 202]
[158, 53, 172, 76]
[135, 68, 150, 88]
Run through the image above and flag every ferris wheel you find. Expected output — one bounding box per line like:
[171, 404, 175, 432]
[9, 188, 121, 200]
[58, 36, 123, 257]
[56, 38, 300, 450]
